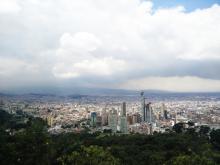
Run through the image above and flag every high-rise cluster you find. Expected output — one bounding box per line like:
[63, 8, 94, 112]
[140, 92, 153, 123]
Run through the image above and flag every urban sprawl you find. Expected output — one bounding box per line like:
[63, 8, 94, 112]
[0, 92, 220, 135]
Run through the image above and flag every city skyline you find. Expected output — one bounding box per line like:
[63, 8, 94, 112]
[1, 0, 220, 93]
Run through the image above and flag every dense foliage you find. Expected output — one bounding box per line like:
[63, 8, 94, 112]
[0, 110, 220, 165]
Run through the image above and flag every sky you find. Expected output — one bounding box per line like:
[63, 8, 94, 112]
[152, 0, 220, 11]
[0, 0, 220, 93]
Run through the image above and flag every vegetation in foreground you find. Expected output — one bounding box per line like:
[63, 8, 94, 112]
[0, 110, 220, 165]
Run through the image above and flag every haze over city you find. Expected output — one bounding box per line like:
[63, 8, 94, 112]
[1, 0, 220, 93]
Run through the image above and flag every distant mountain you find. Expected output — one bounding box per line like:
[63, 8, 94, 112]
[0, 87, 171, 96]
[1, 87, 220, 97]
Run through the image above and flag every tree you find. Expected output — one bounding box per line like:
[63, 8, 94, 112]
[188, 121, 195, 127]
[199, 126, 210, 137]
[169, 154, 215, 165]
[58, 145, 120, 165]
[173, 123, 184, 133]
[210, 129, 220, 150]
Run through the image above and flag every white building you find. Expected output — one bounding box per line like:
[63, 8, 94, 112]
[108, 109, 118, 133]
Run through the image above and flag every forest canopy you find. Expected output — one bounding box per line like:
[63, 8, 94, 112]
[0, 110, 220, 165]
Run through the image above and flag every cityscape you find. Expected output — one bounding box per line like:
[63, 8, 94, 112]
[1, 91, 220, 135]
[1, 0, 220, 164]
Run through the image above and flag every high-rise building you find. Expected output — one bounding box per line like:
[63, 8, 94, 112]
[96, 116, 102, 127]
[127, 115, 133, 125]
[140, 91, 154, 123]
[122, 102, 126, 116]
[90, 112, 97, 127]
[101, 108, 108, 126]
[143, 102, 153, 123]
[140, 91, 145, 122]
[108, 109, 118, 133]
[120, 102, 128, 134]
[120, 116, 128, 134]
[162, 103, 168, 120]
[164, 110, 168, 120]
[132, 114, 138, 124]
[132, 113, 142, 124]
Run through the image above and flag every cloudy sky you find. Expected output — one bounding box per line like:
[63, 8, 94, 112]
[0, 0, 220, 93]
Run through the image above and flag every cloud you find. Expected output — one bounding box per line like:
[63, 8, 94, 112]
[118, 76, 220, 92]
[59, 32, 102, 52]
[0, 57, 39, 76]
[0, 57, 46, 89]
[0, 0, 21, 14]
[53, 32, 127, 78]
[0, 0, 220, 92]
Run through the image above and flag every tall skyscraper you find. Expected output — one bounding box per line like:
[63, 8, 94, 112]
[108, 109, 118, 133]
[164, 110, 168, 120]
[140, 91, 153, 123]
[120, 116, 128, 134]
[101, 108, 108, 126]
[145, 103, 153, 123]
[140, 91, 145, 122]
[122, 102, 126, 116]
[142, 102, 153, 123]
[162, 103, 168, 120]
[90, 112, 97, 127]
[120, 102, 128, 134]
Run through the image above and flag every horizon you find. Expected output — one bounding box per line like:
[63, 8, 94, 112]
[2, 88, 220, 96]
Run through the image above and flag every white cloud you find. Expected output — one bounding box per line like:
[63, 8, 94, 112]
[0, 0, 220, 91]
[119, 76, 220, 92]
[0, 56, 55, 89]
[53, 32, 127, 78]
[0, 57, 38, 76]
[53, 57, 126, 78]
[0, 0, 21, 14]
[60, 32, 102, 52]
